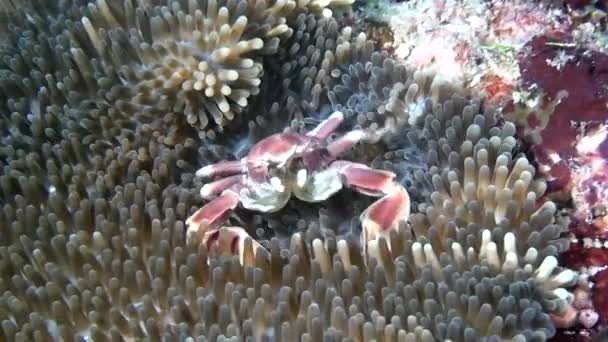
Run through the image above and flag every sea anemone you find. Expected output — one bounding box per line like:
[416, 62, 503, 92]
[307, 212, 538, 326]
[0, 0, 575, 340]
[80, 0, 271, 141]
[79, 0, 354, 142]
[374, 91, 573, 340]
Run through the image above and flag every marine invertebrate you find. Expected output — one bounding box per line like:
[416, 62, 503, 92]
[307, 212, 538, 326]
[512, 33, 608, 210]
[371, 82, 575, 338]
[0, 1, 93, 117]
[375, 88, 507, 210]
[509, 32, 608, 339]
[80, 0, 353, 142]
[408, 147, 573, 291]
[0, 0, 577, 341]
[79, 0, 271, 140]
[327, 51, 437, 130]
[187, 110, 410, 264]
[386, 0, 569, 105]
[270, 13, 376, 122]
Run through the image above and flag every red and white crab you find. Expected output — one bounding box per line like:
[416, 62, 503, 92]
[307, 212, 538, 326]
[186, 111, 411, 265]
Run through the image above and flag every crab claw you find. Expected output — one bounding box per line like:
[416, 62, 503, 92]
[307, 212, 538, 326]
[186, 190, 241, 240]
[203, 227, 263, 266]
[200, 175, 244, 199]
[360, 183, 410, 256]
[195, 160, 246, 178]
[331, 161, 410, 261]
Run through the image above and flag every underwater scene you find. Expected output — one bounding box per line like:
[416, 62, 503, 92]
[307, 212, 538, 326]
[1, 0, 608, 340]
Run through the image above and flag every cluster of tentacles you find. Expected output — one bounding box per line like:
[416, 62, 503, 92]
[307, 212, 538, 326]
[0, 0, 574, 340]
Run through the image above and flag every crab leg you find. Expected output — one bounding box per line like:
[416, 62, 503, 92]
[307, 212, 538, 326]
[306, 111, 344, 140]
[199, 175, 245, 199]
[196, 160, 246, 178]
[186, 189, 241, 240]
[326, 128, 386, 158]
[332, 161, 411, 260]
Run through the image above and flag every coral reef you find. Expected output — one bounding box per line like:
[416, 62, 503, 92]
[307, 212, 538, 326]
[384, 0, 608, 339]
[511, 31, 608, 339]
[387, 0, 569, 105]
[0, 0, 578, 341]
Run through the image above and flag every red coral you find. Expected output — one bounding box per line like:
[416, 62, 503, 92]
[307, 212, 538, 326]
[550, 331, 592, 342]
[479, 73, 513, 105]
[546, 159, 572, 195]
[594, 268, 608, 323]
[518, 34, 608, 166]
[560, 242, 608, 269]
[565, 0, 594, 10]
[508, 16, 608, 342]
[517, 34, 608, 239]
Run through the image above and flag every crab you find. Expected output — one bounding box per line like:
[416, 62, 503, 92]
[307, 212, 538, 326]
[186, 111, 411, 265]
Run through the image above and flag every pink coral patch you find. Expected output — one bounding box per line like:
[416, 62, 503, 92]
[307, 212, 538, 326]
[518, 34, 608, 165]
[559, 242, 608, 269]
[593, 268, 608, 323]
